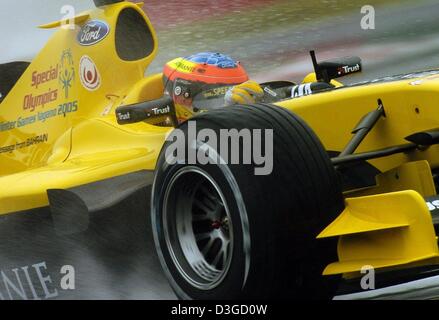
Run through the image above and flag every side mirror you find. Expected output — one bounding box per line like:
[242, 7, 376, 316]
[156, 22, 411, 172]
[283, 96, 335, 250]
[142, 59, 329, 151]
[115, 95, 178, 127]
[310, 50, 362, 83]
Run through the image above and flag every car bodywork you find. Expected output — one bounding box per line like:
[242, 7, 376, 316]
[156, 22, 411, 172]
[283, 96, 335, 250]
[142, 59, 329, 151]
[2, 0, 439, 299]
[0, 1, 169, 217]
[277, 69, 439, 297]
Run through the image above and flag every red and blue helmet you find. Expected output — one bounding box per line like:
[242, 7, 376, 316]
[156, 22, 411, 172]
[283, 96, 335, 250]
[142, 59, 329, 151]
[163, 52, 249, 122]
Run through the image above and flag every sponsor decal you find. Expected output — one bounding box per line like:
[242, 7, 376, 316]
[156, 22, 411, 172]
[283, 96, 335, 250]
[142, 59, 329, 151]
[338, 64, 361, 76]
[26, 62, 60, 111]
[202, 86, 231, 98]
[77, 20, 110, 46]
[59, 49, 75, 99]
[427, 200, 439, 211]
[0, 121, 16, 132]
[17, 115, 37, 127]
[177, 62, 196, 73]
[174, 86, 182, 96]
[117, 112, 131, 121]
[1, 101, 78, 133]
[151, 105, 171, 116]
[116, 104, 172, 123]
[23, 89, 58, 112]
[23, 49, 75, 112]
[168, 58, 197, 74]
[263, 86, 277, 97]
[32, 65, 58, 89]
[57, 100, 78, 117]
[0, 134, 49, 155]
[79, 55, 101, 91]
[291, 83, 312, 98]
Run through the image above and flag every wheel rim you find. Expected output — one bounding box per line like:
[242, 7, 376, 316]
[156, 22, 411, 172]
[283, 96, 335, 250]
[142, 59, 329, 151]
[162, 166, 234, 290]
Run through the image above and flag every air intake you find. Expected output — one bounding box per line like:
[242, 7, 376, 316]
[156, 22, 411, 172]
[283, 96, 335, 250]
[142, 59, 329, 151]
[94, 0, 124, 7]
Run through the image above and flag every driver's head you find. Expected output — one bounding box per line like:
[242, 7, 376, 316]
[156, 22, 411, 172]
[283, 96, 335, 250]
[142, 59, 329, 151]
[163, 52, 249, 122]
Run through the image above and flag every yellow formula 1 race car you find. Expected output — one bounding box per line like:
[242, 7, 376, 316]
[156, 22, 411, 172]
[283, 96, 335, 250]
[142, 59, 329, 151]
[2, 0, 439, 300]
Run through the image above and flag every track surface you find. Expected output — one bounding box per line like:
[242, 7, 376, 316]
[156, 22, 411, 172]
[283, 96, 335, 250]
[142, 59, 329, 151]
[0, 187, 175, 300]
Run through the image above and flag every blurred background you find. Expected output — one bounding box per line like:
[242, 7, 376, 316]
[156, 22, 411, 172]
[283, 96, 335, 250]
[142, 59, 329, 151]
[3, 0, 439, 85]
[142, 0, 439, 84]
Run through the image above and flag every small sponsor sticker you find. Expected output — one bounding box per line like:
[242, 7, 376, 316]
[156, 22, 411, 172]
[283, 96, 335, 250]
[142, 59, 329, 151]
[291, 83, 312, 98]
[77, 20, 110, 46]
[174, 86, 182, 96]
[59, 49, 75, 99]
[79, 55, 101, 91]
[337, 64, 361, 76]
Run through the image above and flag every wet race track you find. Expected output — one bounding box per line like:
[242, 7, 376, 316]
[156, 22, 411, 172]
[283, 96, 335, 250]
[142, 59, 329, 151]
[0, 186, 175, 300]
[2, 0, 439, 299]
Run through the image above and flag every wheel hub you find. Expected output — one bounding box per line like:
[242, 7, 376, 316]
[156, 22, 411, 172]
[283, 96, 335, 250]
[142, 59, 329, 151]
[162, 167, 234, 290]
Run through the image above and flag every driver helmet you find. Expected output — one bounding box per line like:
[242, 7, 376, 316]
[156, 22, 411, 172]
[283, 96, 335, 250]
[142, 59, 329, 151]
[163, 52, 249, 122]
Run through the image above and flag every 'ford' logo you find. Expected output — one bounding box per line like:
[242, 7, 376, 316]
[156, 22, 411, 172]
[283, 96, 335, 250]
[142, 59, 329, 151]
[77, 20, 110, 46]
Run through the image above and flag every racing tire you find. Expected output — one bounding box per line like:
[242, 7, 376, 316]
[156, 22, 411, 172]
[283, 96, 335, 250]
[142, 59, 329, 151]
[151, 103, 345, 299]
